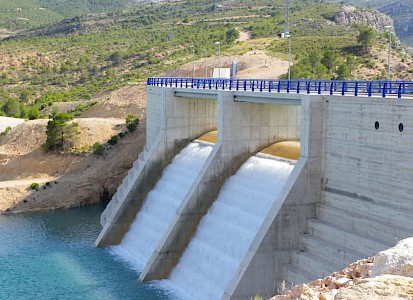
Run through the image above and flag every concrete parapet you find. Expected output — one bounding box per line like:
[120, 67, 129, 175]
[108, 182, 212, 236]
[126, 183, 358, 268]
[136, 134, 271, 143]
[140, 91, 301, 281]
[95, 86, 217, 246]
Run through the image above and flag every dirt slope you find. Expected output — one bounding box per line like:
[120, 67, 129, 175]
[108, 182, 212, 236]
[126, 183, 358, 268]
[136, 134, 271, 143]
[0, 51, 288, 213]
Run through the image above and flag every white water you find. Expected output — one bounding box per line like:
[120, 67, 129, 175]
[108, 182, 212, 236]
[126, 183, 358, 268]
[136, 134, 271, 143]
[165, 155, 295, 300]
[111, 141, 213, 272]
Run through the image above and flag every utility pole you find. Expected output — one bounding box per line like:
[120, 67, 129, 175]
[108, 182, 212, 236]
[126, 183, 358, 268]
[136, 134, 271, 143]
[215, 41, 221, 79]
[285, 0, 291, 80]
[190, 44, 195, 78]
[284, 0, 290, 36]
[168, 4, 174, 56]
[204, 48, 208, 78]
[385, 25, 392, 81]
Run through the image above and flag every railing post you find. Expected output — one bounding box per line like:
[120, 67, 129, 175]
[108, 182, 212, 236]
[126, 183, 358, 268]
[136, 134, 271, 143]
[368, 82, 372, 96]
[330, 82, 334, 95]
[354, 82, 358, 96]
[398, 83, 402, 98]
[277, 81, 281, 93]
[306, 81, 310, 94]
[229, 79, 233, 90]
[297, 81, 300, 94]
[269, 81, 272, 93]
[236, 80, 239, 91]
[382, 82, 387, 98]
[341, 82, 346, 96]
[244, 80, 247, 91]
[318, 82, 321, 94]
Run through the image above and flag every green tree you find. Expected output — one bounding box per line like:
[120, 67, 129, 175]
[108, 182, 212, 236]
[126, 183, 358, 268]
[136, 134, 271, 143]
[308, 50, 322, 75]
[321, 48, 337, 72]
[3, 98, 20, 118]
[225, 28, 239, 43]
[336, 64, 350, 80]
[43, 112, 79, 151]
[20, 90, 33, 103]
[314, 62, 328, 79]
[357, 26, 375, 52]
[108, 51, 123, 66]
[27, 107, 40, 120]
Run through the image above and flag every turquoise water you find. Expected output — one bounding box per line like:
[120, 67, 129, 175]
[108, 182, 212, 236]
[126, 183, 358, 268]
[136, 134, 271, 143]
[0, 204, 173, 300]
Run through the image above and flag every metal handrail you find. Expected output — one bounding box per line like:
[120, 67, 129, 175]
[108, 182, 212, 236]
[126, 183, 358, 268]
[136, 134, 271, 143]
[147, 77, 413, 98]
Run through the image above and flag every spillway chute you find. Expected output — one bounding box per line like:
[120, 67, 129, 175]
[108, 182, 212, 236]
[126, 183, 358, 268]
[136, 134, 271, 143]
[162, 154, 295, 300]
[110, 141, 213, 272]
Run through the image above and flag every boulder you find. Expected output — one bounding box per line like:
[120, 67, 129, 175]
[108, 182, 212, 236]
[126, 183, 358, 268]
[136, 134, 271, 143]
[372, 238, 413, 277]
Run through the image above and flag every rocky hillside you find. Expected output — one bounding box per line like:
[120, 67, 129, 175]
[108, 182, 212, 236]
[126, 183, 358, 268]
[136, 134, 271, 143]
[334, 5, 394, 33]
[329, 0, 413, 46]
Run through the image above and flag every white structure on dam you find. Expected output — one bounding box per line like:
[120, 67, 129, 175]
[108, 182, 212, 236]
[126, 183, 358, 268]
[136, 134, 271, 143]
[96, 79, 413, 299]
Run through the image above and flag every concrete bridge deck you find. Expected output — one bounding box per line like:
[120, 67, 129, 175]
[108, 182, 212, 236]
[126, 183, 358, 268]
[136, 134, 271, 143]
[148, 77, 413, 99]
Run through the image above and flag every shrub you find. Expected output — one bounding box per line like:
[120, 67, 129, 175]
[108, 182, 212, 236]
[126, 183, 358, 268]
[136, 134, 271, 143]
[0, 126, 12, 136]
[108, 135, 119, 145]
[30, 183, 40, 191]
[125, 114, 139, 132]
[92, 142, 104, 155]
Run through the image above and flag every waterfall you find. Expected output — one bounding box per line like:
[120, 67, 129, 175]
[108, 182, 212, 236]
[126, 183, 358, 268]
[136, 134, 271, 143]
[164, 155, 295, 300]
[111, 141, 213, 272]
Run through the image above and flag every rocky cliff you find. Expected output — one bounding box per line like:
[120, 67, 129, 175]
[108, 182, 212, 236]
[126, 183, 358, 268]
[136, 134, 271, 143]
[334, 5, 394, 33]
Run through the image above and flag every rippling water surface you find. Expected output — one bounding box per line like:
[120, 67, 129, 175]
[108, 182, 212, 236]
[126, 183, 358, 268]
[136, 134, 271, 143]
[0, 204, 172, 300]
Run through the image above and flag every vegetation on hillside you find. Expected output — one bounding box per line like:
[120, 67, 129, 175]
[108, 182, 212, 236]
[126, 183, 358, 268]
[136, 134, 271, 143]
[0, 0, 411, 121]
[0, 0, 62, 31]
[33, 0, 136, 18]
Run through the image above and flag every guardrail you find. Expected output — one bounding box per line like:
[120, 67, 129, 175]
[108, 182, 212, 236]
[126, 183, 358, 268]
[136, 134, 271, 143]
[147, 77, 413, 98]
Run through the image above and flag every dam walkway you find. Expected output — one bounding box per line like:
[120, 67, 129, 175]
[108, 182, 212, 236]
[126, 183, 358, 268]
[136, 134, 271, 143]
[147, 77, 413, 99]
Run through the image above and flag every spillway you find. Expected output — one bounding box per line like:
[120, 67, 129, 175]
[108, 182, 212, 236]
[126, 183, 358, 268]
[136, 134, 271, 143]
[111, 141, 213, 272]
[164, 154, 295, 300]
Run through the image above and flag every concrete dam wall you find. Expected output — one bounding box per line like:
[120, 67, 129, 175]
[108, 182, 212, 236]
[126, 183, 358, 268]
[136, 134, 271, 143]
[96, 85, 413, 299]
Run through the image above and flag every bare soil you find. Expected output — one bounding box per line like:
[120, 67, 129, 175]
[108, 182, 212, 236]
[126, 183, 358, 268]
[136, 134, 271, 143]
[0, 87, 147, 213]
[0, 50, 293, 213]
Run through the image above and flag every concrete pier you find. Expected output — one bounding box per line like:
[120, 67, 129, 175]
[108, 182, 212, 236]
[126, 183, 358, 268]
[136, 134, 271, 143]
[140, 90, 301, 282]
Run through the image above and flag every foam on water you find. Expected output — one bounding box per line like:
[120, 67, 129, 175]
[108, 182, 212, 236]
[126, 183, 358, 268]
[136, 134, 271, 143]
[111, 141, 213, 272]
[164, 155, 295, 300]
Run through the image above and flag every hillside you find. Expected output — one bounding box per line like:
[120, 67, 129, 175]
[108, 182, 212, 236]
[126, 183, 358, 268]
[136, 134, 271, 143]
[0, 0, 62, 33]
[0, 0, 146, 34]
[329, 0, 413, 46]
[32, 0, 142, 17]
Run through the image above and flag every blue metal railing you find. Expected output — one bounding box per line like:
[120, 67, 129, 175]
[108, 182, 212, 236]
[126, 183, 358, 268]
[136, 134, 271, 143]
[147, 77, 413, 98]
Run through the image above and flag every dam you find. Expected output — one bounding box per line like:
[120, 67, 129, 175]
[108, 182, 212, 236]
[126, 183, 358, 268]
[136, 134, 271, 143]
[96, 78, 413, 299]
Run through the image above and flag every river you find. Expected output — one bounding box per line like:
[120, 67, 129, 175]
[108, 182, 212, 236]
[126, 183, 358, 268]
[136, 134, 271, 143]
[0, 203, 173, 300]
